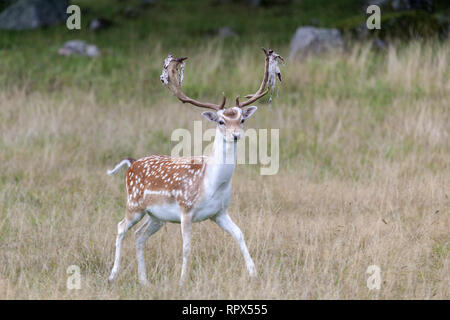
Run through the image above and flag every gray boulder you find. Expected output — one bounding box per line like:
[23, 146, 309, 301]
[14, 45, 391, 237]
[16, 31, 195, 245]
[58, 40, 100, 58]
[0, 0, 69, 30]
[289, 26, 344, 59]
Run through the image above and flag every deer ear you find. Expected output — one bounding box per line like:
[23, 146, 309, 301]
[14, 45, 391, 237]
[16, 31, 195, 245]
[242, 106, 258, 119]
[201, 111, 218, 123]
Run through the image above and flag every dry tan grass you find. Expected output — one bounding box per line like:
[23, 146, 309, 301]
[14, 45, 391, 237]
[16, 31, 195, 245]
[0, 42, 448, 299]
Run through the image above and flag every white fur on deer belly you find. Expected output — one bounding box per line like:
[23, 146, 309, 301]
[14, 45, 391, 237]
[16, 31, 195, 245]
[146, 202, 182, 223]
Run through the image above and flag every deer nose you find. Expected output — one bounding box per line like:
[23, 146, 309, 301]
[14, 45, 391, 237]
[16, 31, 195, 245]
[232, 132, 241, 140]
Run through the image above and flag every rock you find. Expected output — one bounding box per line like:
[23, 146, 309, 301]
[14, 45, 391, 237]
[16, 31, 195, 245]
[0, 0, 69, 30]
[89, 18, 113, 31]
[58, 40, 100, 58]
[289, 26, 344, 59]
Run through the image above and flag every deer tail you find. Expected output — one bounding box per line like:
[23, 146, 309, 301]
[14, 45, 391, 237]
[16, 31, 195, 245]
[107, 157, 136, 175]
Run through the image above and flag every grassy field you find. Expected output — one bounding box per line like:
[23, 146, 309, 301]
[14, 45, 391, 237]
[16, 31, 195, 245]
[0, 1, 449, 299]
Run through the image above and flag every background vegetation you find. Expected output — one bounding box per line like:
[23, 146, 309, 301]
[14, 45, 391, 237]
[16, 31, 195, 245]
[0, 0, 448, 299]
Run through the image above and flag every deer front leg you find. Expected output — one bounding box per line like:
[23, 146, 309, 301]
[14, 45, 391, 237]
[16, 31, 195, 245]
[214, 212, 256, 278]
[108, 211, 145, 283]
[179, 212, 192, 285]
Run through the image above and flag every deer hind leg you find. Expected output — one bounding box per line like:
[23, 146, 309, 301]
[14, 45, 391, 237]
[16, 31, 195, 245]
[179, 212, 192, 286]
[215, 212, 257, 278]
[134, 215, 164, 286]
[108, 211, 145, 283]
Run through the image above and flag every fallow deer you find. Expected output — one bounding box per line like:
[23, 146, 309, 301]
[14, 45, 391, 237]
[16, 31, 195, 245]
[107, 48, 284, 286]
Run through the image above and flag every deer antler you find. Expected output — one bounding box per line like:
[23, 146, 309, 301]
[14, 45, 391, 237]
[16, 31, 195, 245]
[236, 48, 285, 108]
[161, 54, 226, 111]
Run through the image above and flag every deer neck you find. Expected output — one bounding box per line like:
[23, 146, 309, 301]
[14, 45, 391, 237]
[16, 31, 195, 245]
[204, 127, 237, 190]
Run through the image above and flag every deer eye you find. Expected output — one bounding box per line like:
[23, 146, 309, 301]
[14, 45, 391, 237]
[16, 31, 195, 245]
[240, 118, 245, 124]
[218, 120, 225, 125]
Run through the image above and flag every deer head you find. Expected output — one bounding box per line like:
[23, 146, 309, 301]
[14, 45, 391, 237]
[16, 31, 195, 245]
[160, 48, 284, 143]
[200, 106, 257, 143]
